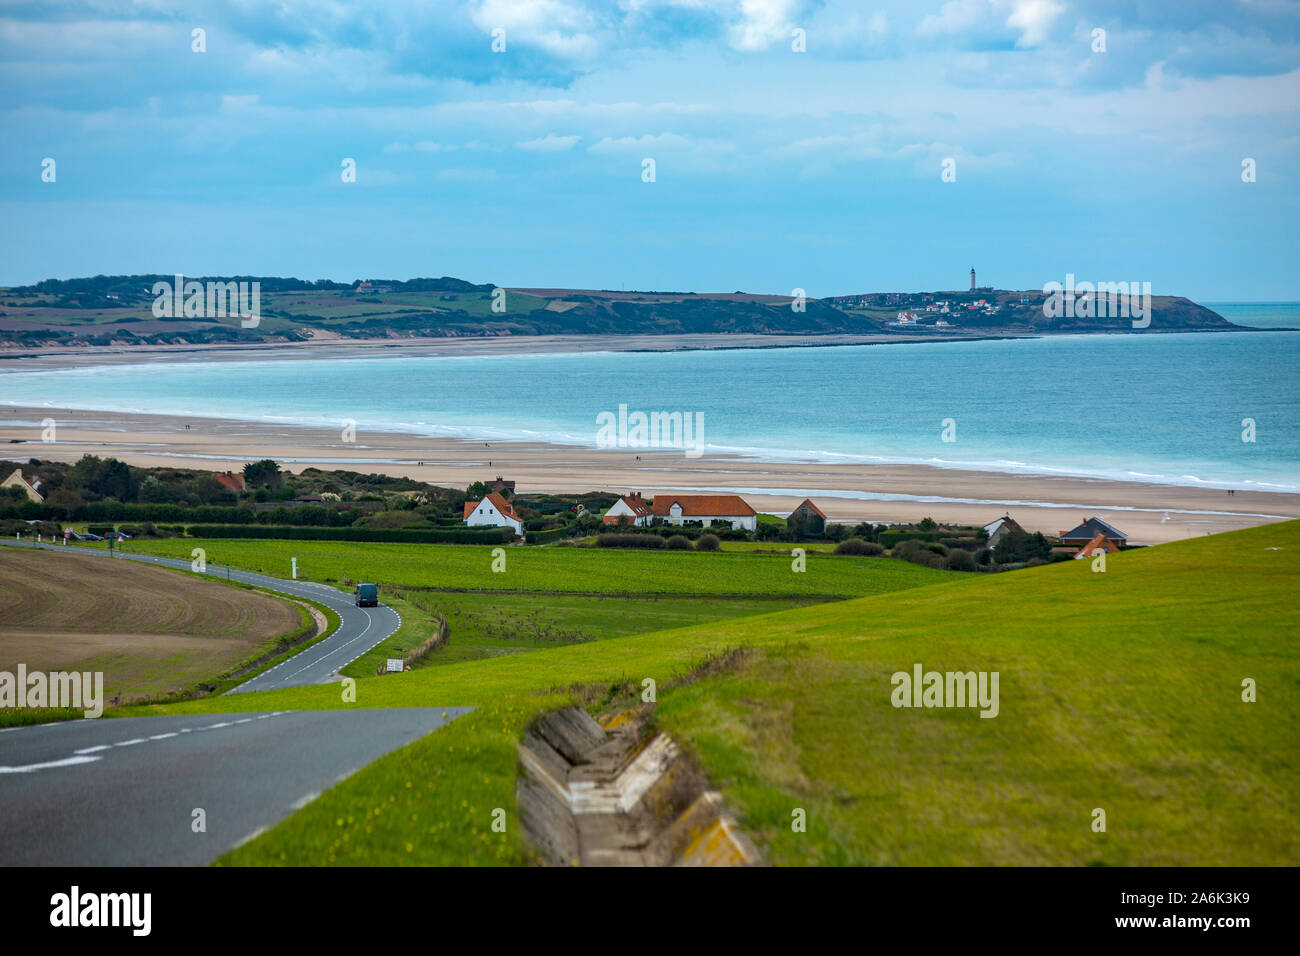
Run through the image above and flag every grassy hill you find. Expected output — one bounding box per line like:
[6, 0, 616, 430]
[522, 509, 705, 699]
[118, 520, 1298, 866]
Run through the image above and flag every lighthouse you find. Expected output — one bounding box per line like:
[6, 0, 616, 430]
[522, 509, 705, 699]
[970, 267, 976, 291]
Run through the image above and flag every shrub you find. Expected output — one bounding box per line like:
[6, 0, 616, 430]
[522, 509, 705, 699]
[359, 509, 424, 529]
[946, 548, 976, 572]
[892, 538, 948, 569]
[834, 537, 884, 556]
[664, 534, 693, 550]
[696, 533, 721, 552]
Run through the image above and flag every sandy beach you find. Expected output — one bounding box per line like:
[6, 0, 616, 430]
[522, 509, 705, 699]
[3, 402, 1295, 545]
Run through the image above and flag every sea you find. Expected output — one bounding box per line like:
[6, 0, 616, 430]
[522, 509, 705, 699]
[2, 304, 1298, 493]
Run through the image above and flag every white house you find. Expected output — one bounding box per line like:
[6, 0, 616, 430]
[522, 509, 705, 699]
[651, 494, 757, 531]
[603, 492, 653, 527]
[2, 468, 43, 503]
[463, 491, 523, 535]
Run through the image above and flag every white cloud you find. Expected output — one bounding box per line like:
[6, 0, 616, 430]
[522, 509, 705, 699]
[727, 0, 805, 51]
[917, 0, 1064, 48]
[1002, 0, 1065, 48]
[469, 0, 602, 58]
[516, 133, 580, 150]
[587, 132, 695, 153]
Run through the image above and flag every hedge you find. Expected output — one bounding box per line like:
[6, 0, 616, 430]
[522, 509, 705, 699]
[525, 527, 574, 545]
[176, 525, 509, 544]
[878, 530, 938, 548]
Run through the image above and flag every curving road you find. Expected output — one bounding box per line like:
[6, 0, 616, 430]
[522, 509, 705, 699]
[0, 539, 401, 690]
[0, 539, 468, 865]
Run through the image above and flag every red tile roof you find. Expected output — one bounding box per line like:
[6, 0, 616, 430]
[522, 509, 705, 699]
[465, 491, 520, 522]
[1073, 533, 1119, 558]
[215, 471, 245, 493]
[651, 494, 755, 517]
[620, 494, 653, 516]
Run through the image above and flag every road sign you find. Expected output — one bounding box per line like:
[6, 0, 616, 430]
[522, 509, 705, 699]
[385, 659, 405, 673]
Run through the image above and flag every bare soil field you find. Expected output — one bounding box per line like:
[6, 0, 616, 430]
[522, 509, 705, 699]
[0, 548, 304, 698]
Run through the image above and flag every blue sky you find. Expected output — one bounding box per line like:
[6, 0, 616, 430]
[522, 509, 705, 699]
[2, 0, 1298, 298]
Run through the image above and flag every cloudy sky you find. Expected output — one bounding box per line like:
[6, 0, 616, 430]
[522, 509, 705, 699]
[2, 0, 1298, 298]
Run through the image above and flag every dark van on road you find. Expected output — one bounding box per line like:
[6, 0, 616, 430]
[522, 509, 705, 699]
[355, 583, 379, 607]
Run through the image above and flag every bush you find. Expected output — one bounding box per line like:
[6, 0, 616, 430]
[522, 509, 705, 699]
[993, 529, 1051, 565]
[946, 548, 976, 572]
[696, 533, 721, 552]
[664, 534, 693, 550]
[360, 509, 424, 529]
[596, 533, 664, 549]
[892, 538, 948, 569]
[834, 537, 884, 556]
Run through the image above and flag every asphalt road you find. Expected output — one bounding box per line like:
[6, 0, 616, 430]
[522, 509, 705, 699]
[0, 539, 401, 690]
[0, 707, 472, 865]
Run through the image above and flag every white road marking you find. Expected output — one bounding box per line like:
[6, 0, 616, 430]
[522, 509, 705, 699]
[0, 756, 102, 774]
[74, 745, 111, 754]
[114, 738, 147, 747]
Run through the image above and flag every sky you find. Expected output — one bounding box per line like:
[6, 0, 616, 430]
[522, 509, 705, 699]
[1, 0, 1298, 299]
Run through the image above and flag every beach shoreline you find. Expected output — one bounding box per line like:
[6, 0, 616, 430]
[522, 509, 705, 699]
[3, 404, 1296, 546]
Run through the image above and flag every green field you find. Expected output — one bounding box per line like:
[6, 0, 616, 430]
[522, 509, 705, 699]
[342, 589, 830, 677]
[117, 521, 1299, 866]
[117, 538, 951, 597]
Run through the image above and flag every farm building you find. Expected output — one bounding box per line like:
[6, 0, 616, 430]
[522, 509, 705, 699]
[787, 498, 826, 534]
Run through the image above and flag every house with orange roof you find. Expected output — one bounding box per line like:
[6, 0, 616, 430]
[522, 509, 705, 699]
[2, 467, 44, 503]
[214, 471, 246, 494]
[603, 492, 654, 527]
[464, 490, 523, 535]
[651, 493, 757, 531]
[1072, 533, 1121, 560]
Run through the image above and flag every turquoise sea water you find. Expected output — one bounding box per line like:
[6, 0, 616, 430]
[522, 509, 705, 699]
[2, 305, 1298, 493]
